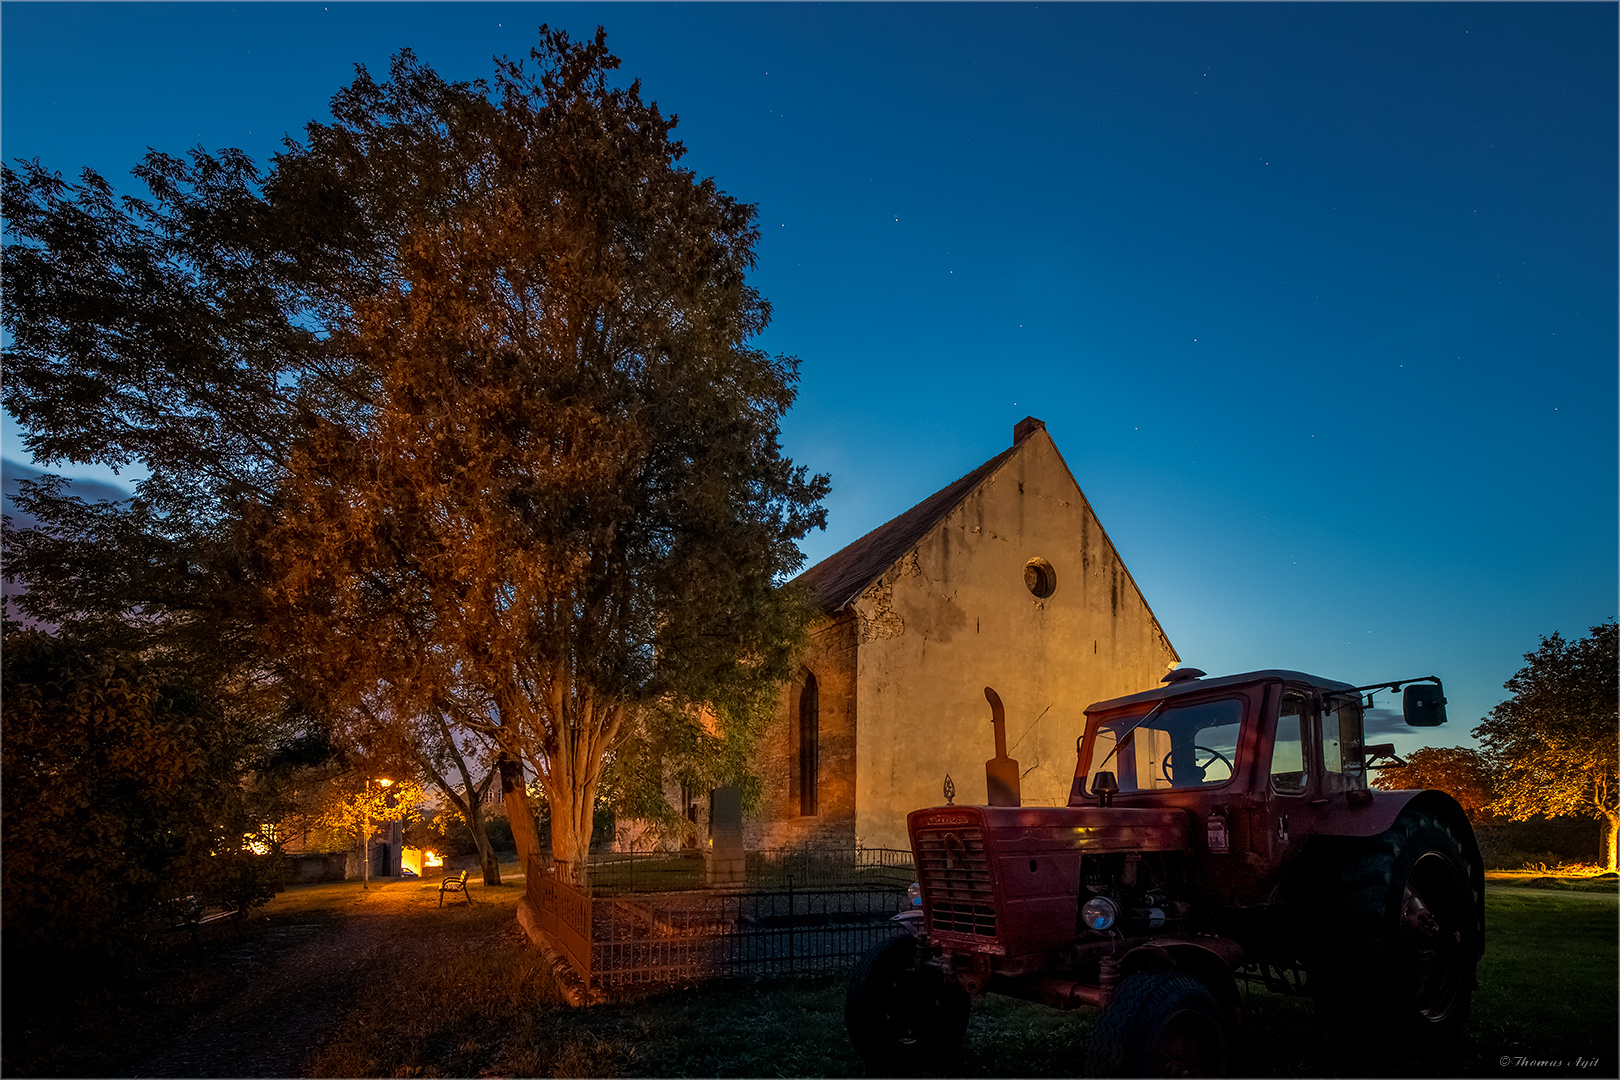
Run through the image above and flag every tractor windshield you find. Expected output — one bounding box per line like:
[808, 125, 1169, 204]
[1085, 698, 1243, 793]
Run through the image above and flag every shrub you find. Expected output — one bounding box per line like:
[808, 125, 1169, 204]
[1, 632, 272, 976]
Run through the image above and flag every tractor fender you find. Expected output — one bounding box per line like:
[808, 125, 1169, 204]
[1317, 787, 1473, 841]
[1117, 937, 1245, 1028]
[1281, 789, 1485, 926]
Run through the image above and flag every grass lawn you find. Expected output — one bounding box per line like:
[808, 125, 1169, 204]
[306, 878, 1618, 1078]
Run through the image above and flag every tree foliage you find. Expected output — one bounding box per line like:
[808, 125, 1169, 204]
[3, 28, 826, 886]
[1473, 621, 1618, 869]
[1, 137, 340, 686]
[257, 31, 826, 880]
[1370, 746, 1497, 822]
[1, 631, 282, 971]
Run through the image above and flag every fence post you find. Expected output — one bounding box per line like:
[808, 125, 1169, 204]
[787, 874, 795, 971]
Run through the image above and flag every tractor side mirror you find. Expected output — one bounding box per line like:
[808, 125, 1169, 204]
[1403, 683, 1447, 727]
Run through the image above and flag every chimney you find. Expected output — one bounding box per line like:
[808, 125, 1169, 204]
[1014, 416, 1046, 445]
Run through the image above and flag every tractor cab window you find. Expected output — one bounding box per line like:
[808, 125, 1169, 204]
[1087, 698, 1242, 793]
[1271, 695, 1308, 794]
[1322, 695, 1365, 792]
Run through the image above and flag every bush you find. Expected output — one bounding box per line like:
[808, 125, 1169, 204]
[486, 815, 516, 853]
[1, 632, 271, 977]
[1475, 818, 1600, 869]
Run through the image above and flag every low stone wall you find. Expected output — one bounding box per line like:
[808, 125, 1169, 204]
[284, 851, 348, 883]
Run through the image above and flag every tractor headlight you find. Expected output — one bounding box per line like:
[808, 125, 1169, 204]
[908, 881, 922, 908]
[1081, 896, 1118, 931]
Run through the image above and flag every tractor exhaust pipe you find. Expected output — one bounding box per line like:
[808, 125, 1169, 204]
[984, 687, 1021, 807]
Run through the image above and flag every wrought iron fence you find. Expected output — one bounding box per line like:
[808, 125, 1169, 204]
[580, 845, 915, 895]
[525, 848, 917, 996]
[592, 883, 911, 991]
[744, 845, 915, 891]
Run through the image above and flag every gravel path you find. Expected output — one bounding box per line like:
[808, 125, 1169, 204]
[133, 880, 434, 1079]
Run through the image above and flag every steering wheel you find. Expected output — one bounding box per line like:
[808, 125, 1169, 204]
[1161, 745, 1233, 785]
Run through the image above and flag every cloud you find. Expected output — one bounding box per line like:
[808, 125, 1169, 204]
[3, 460, 131, 631]
[3, 458, 131, 531]
[1363, 708, 1407, 737]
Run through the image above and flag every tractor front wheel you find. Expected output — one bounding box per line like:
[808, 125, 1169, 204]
[1088, 969, 1230, 1078]
[844, 934, 969, 1074]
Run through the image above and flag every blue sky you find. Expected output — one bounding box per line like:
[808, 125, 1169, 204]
[3, 3, 1615, 753]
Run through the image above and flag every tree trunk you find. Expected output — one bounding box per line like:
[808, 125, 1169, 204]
[463, 791, 502, 886]
[534, 686, 627, 888]
[499, 755, 545, 874]
[547, 782, 594, 888]
[1603, 812, 1618, 872]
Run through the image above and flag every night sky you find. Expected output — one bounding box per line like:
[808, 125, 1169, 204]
[3, 3, 1614, 754]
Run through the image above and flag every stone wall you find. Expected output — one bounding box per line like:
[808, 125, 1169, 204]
[284, 851, 348, 883]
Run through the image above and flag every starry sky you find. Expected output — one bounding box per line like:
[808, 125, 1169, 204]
[3, 3, 1615, 754]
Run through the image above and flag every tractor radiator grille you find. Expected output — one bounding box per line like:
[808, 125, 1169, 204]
[917, 827, 996, 939]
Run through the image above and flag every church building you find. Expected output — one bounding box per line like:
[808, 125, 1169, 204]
[744, 417, 1179, 851]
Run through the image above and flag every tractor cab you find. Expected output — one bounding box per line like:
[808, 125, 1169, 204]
[1071, 668, 1444, 810]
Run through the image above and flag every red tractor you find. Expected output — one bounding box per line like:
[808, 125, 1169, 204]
[844, 668, 1484, 1076]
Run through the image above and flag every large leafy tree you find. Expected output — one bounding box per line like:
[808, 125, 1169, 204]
[4, 29, 826, 886]
[260, 32, 827, 883]
[1473, 622, 1618, 870]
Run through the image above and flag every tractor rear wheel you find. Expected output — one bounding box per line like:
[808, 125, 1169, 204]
[1310, 809, 1482, 1045]
[844, 934, 969, 1074]
[1088, 969, 1230, 1078]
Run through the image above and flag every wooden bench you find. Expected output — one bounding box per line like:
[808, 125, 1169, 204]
[438, 869, 473, 907]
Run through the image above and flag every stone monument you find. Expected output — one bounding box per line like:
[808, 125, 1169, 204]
[705, 786, 745, 887]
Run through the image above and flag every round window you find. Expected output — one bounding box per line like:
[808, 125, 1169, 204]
[1024, 557, 1057, 599]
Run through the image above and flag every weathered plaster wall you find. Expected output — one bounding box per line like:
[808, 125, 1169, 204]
[745, 612, 859, 849]
[852, 430, 1178, 849]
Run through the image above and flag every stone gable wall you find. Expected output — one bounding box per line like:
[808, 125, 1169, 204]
[852, 430, 1179, 848]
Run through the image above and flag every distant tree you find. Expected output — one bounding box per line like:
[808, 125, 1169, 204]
[1473, 622, 1618, 870]
[1, 631, 280, 974]
[259, 31, 827, 884]
[313, 772, 425, 885]
[602, 701, 772, 849]
[1370, 746, 1497, 822]
[414, 716, 505, 886]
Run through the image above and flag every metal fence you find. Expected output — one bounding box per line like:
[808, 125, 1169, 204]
[577, 845, 915, 895]
[526, 848, 916, 997]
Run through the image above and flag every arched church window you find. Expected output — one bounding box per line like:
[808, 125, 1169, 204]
[799, 673, 819, 816]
